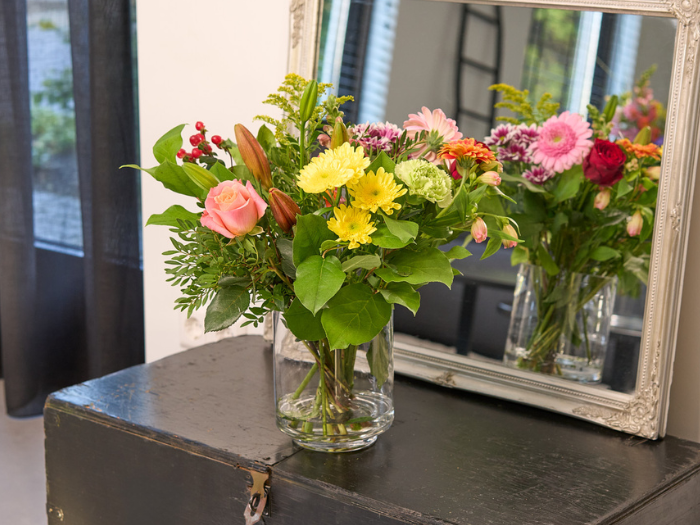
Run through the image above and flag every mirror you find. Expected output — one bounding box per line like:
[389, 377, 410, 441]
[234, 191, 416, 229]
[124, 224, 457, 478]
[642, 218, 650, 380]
[288, 0, 700, 438]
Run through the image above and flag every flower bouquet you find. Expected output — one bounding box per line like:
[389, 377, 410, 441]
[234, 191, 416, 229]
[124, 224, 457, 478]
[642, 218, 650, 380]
[125, 75, 518, 451]
[485, 83, 662, 381]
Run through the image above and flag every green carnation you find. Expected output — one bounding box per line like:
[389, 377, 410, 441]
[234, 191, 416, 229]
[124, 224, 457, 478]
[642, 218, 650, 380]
[395, 159, 452, 208]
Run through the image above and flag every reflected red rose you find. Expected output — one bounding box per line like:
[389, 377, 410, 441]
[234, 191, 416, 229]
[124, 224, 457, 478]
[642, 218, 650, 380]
[583, 138, 626, 187]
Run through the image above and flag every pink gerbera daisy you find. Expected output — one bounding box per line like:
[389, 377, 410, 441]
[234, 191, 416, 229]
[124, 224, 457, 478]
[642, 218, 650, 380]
[530, 111, 593, 173]
[404, 107, 462, 162]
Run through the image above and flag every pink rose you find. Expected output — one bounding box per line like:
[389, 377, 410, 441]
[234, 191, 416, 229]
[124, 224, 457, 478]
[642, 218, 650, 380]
[201, 180, 267, 238]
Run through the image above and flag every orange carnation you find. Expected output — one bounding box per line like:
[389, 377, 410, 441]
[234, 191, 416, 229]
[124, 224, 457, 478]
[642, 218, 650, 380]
[616, 138, 661, 160]
[438, 138, 496, 164]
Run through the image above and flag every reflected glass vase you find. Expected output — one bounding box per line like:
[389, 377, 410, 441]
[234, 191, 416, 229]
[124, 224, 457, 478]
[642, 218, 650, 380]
[503, 264, 617, 383]
[273, 313, 394, 452]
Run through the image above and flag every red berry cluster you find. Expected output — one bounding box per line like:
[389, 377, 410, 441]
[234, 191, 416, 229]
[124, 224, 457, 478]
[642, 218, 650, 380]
[176, 121, 224, 163]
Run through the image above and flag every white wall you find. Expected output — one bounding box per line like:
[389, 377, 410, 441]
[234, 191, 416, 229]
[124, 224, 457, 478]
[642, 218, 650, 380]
[137, 0, 289, 362]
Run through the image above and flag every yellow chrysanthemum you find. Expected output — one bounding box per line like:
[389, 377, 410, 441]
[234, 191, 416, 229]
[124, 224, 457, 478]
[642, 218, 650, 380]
[327, 205, 376, 249]
[347, 167, 407, 215]
[332, 142, 371, 183]
[297, 143, 370, 194]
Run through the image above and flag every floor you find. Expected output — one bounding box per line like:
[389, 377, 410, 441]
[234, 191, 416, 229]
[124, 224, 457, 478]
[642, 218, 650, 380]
[0, 381, 47, 525]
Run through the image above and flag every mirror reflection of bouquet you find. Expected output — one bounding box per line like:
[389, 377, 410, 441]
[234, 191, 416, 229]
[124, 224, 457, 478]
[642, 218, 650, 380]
[124, 74, 519, 444]
[485, 83, 662, 378]
[611, 65, 666, 145]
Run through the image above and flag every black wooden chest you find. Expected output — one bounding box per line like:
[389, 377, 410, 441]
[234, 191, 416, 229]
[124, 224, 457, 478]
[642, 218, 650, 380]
[44, 336, 700, 524]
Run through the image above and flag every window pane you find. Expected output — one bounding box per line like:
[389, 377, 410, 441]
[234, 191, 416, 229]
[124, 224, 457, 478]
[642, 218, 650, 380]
[27, 0, 82, 250]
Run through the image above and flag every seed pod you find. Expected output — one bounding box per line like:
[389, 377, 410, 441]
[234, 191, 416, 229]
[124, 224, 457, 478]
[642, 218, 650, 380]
[299, 80, 319, 124]
[330, 118, 349, 149]
[181, 163, 219, 192]
[634, 126, 652, 146]
[234, 124, 273, 190]
[603, 95, 618, 123]
[269, 188, 301, 233]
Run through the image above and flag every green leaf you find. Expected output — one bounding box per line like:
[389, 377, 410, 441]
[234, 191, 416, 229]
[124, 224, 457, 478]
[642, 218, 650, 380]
[467, 184, 488, 206]
[342, 254, 381, 272]
[445, 245, 471, 260]
[371, 224, 412, 249]
[293, 214, 336, 266]
[294, 255, 346, 315]
[256, 125, 276, 154]
[277, 238, 296, 279]
[379, 282, 420, 315]
[523, 193, 547, 222]
[153, 124, 186, 164]
[552, 166, 583, 203]
[366, 150, 396, 175]
[210, 161, 233, 182]
[231, 164, 255, 183]
[552, 211, 569, 234]
[536, 245, 560, 276]
[511, 245, 529, 266]
[218, 275, 250, 287]
[146, 205, 200, 227]
[204, 286, 250, 332]
[366, 331, 391, 388]
[616, 177, 633, 199]
[283, 298, 326, 341]
[590, 246, 621, 261]
[376, 248, 454, 287]
[150, 161, 205, 199]
[383, 215, 419, 243]
[480, 236, 501, 260]
[321, 284, 392, 349]
[181, 162, 219, 192]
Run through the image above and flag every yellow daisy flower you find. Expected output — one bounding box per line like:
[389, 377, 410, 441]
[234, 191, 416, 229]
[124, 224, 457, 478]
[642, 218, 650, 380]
[347, 167, 407, 215]
[327, 205, 377, 249]
[297, 143, 370, 194]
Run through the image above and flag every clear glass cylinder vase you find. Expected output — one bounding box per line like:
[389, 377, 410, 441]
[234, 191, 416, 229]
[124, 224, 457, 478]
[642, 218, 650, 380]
[503, 264, 617, 383]
[273, 312, 394, 452]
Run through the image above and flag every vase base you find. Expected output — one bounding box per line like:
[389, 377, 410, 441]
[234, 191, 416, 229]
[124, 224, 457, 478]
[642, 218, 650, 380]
[293, 435, 378, 453]
[503, 345, 603, 384]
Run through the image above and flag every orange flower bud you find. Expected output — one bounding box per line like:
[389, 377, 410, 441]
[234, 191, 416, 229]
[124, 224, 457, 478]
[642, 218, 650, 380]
[502, 224, 518, 249]
[269, 188, 301, 233]
[234, 124, 272, 190]
[471, 217, 488, 243]
[594, 188, 611, 210]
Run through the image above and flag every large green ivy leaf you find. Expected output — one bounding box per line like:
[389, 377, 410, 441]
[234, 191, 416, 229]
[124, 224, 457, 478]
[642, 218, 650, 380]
[552, 166, 583, 203]
[371, 224, 412, 249]
[376, 248, 453, 288]
[123, 160, 204, 199]
[209, 161, 234, 182]
[321, 284, 392, 349]
[293, 214, 336, 266]
[283, 298, 326, 341]
[383, 215, 419, 243]
[379, 282, 420, 315]
[153, 124, 186, 164]
[294, 255, 346, 315]
[204, 286, 250, 332]
[444, 245, 471, 260]
[146, 205, 200, 227]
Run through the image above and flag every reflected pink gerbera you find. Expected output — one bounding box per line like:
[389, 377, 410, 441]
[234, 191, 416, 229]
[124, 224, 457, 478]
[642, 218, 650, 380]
[530, 111, 593, 173]
[403, 107, 462, 162]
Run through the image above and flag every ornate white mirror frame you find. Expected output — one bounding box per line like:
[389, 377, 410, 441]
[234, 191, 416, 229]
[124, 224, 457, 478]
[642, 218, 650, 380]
[286, 0, 700, 439]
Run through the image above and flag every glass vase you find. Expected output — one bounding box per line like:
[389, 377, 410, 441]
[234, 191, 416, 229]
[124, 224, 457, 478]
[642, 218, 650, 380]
[273, 312, 394, 452]
[503, 264, 617, 383]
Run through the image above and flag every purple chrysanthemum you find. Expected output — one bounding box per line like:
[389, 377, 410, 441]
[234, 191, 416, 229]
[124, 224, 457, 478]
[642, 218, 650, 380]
[498, 143, 531, 163]
[511, 123, 539, 147]
[484, 124, 515, 147]
[349, 122, 402, 154]
[523, 166, 556, 185]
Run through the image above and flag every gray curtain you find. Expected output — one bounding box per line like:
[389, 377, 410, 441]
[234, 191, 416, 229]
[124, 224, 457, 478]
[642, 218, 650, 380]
[0, 0, 144, 417]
